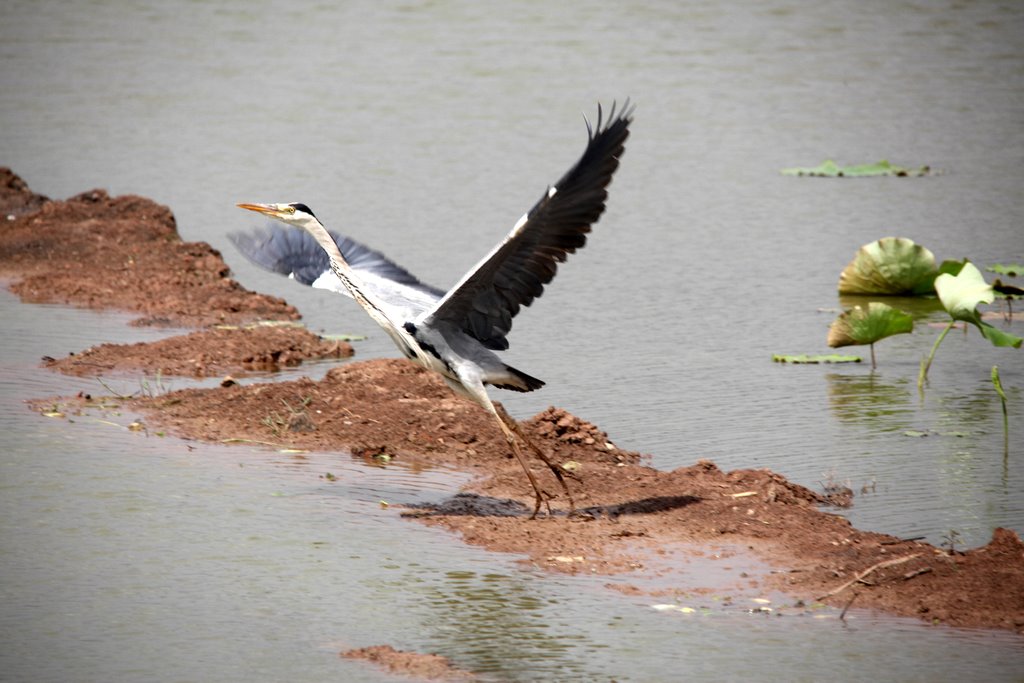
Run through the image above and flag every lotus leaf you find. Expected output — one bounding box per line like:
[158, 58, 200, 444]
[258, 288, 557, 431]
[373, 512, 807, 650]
[934, 262, 1022, 348]
[988, 264, 1023, 278]
[772, 354, 861, 364]
[837, 237, 938, 295]
[781, 160, 931, 177]
[935, 262, 993, 319]
[827, 302, 914, 348]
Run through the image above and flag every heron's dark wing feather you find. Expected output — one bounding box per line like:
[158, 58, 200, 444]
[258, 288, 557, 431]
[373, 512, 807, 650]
[229, 224, 446, 299]
[421, 102, 632, 350]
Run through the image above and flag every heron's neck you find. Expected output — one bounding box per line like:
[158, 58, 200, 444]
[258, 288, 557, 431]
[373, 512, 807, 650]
[299, 216, 400, 329]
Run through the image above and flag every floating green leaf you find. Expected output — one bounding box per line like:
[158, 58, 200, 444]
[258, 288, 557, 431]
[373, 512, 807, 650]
[838, 237, 938, 295]
[772, 354, 862, 364]
[827, 302, 914, 368]
[987, 264, 1023, 278]
[781, 159, 932, 178]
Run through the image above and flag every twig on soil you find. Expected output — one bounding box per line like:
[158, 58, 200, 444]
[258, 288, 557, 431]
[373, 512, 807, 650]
[221, 437, 295, 448]
[902, 566, 932, 581]
[340, 406, 380, 424]
[839, 591, 859, 621]
[817, 553, 922, 601]
[880, 536, 926, 545]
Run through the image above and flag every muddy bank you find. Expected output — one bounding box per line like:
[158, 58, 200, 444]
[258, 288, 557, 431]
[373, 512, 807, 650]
[0, 168, 296, 328]
[44, 323, 353, 378]
[1, 168, 351, 377]
[6, 171, 1024, 641]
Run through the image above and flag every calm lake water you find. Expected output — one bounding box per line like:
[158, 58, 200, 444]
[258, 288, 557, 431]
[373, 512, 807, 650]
[2, 0, 1023, 680]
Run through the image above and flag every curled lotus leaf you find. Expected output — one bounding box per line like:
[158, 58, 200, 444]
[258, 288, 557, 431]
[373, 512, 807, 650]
[935, 261, 993, 320]
[827, 302, 914, 348]
[935, 262, 1022, 349]
[837, 237, 937, 295]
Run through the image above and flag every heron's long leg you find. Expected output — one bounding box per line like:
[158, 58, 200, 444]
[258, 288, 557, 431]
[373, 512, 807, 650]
[494, 403, 576, 514]
[489, 411, 551, 518]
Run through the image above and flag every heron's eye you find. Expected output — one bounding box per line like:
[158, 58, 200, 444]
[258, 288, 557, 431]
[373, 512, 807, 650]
[285, 206, 295, 215]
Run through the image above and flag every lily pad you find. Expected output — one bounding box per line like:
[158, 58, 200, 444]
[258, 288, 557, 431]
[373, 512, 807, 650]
[772, 354, 862, 364]
[987, 264, 1023, 278]
[935, 262, 1022, 348]
[837, 237, 938, 295]
[781, 160, 931, 177]
[827, 302, 914, 348]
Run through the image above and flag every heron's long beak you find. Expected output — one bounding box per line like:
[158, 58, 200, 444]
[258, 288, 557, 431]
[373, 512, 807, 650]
[237, 202, 283, 217]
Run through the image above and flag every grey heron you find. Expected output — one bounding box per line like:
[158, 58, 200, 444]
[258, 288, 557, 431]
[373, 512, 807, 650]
[235, 102, 632, 517]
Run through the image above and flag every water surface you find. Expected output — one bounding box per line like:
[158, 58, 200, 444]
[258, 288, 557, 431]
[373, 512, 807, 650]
[2, 1, 1022, 680]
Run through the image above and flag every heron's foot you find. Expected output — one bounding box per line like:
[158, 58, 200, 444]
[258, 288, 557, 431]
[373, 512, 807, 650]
[528, 494, 545, 520]
[527, 488, 560, 520]
[567, 506, 600, 521]
[542, 460, 576, 513]
[494, 405, 576, 514]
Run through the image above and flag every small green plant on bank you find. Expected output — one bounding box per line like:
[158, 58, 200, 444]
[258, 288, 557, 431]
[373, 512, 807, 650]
[95, 371, 172, 400]
[262, 396, 313, 438]
[941, 529, 962, 555]
[140, 370, 170, 398]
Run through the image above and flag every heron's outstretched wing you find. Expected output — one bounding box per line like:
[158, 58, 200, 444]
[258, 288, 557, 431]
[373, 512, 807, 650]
[419, 101, 633, 350]
[229, 224, 446, 301]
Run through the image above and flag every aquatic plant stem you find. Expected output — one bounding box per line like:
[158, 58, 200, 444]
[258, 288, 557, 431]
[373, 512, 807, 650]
[918, 320, 956, 390]
[992, 365, 1009, 458]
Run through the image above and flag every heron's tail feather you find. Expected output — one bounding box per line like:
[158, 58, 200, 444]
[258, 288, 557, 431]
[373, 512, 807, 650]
[490, 365, 545, 393]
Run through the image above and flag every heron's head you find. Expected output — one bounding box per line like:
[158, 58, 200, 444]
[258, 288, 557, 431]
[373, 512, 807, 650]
[236, 202, 319, 229]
